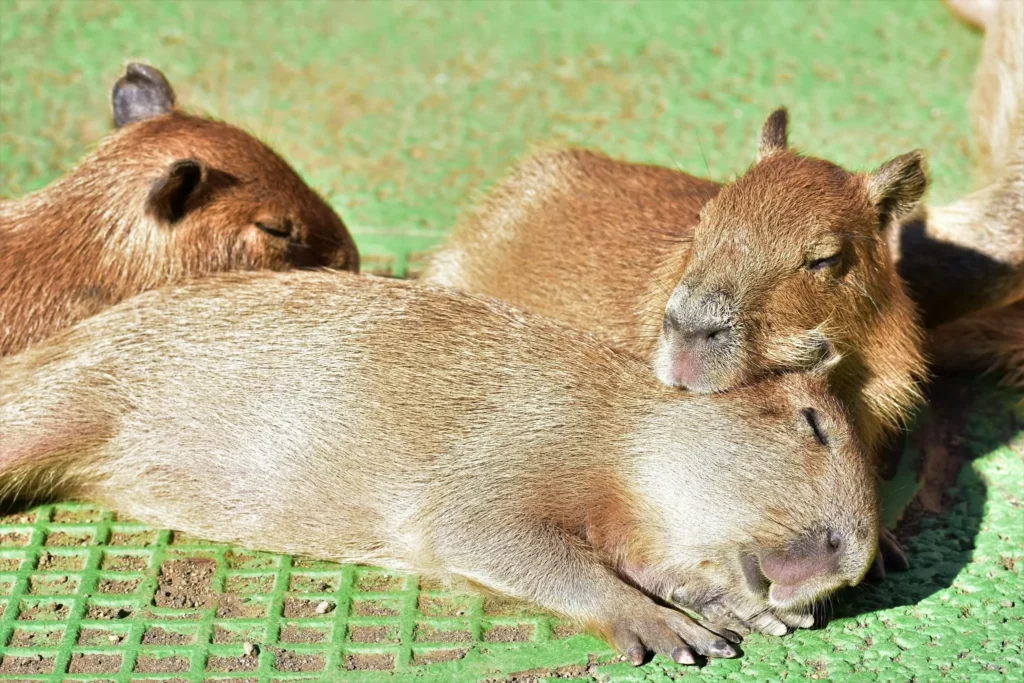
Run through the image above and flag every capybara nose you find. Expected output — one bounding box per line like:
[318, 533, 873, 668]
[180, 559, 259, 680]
[760, 529, 844, 588]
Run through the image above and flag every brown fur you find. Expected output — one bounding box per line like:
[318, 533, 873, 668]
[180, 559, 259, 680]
[0, 271, 878, 663]
[0, 64, 358, 357]
[423, 113, 927, 456]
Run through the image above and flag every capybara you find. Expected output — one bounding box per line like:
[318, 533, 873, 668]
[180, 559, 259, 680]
[0, 63, 359, 356]
[0, 271, 879, 664]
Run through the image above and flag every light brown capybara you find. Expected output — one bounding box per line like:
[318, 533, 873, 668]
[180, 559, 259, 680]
[0, 63, 359, 357]
[0, 271, 879, 665]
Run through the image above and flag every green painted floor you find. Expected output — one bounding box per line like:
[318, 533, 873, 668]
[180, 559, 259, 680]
[0, 1, 1021, 681]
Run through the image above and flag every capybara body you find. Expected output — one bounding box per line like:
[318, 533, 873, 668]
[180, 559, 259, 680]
[424, 111, 927, 457]
[0, 63, 359, 357]
[0, 271, 878, 663]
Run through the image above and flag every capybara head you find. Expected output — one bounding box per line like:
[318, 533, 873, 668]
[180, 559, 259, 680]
[654, 109, 924, 401]
[105, 63, 358, 272]
[633, 372, 878, 612]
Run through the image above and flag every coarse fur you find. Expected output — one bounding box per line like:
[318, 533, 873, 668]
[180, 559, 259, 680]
[0, 63, 359, 357]
[423, 111, 927, 457]
[0, 271, 878, 664]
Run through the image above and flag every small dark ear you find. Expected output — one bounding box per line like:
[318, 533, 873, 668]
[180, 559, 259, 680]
[865, 150, 927, 230]
[147, 159, 204, 224]
[112, 63, 176, 128]
[757, 108, 789, 161]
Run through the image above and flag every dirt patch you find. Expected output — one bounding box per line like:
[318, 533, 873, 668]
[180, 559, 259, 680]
[483, 595, 540, 617]
[289, 574, 339, 592]
[134, 655, 189, 673]
[273, 650, 326, 672]
[282, 597, 334, 618]
[418, 595, 471, 617]
[292, 557, 338, 570]
[212, 624, 264, 644]
[484, 624, 534, 642]
[225, 551, 278, 570]
[67, 653, 122, 674]
[360, 253, 396, 276]
[100, 554, 148, 572]
[17, 601, 70, 620]
[348, 624, 400, 644]
[9, 627, 64, 646]
[206, 654, 259, 673]
[0, 557, 22, 571]
[0, 532, 31, 547]
[279, 625, 328, 644]
[44, 531, 93, 546]
[108, 530, 157, 546]
[168, 530, 207, 545]
[551, 622, 583, 639]
[154, 558, 216, 609]
[0, 511, 36, 524]
[490, 659, 605, 683]
[78, 628, 125, 646]
[414, 624, 472, 643]
[225, 574, 275, 593]
[85, 604, 133, 620]
[352, 598, 400, 617]
[354, 572, 404, 592]
[141, 627, 194, 645]
[99, 578, 142, 594]
[0, 654, 55, 674]
[50, 507, 104, 523]
[412, 648, 468, 665]
[216, 595, 267, 619]
[344, 652, 395, 671]
[37, 551, 86, 571]
[28, 575, 77, 594]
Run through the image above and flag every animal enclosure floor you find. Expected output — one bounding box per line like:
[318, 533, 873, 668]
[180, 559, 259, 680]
[1, 1, 1022, 681]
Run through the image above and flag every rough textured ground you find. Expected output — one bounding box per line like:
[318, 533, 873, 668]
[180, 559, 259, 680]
[0, 1, 1022, 681]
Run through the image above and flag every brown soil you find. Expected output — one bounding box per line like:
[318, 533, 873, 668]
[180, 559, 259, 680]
[0, 557, 22, 571]
[282, 597, 334, 618]
[133, 655, 189, 673]
[206, 654, 259, 673]
[413, 624, 472, 643]
[100, 554, 148, 571]
[17, 601, 70, 620]
[418, 595, 471, 617]
[551, 622, 583, 639]
[348, 624, 400, 644]
[483, 595, 541, 617]
[0, 532, 31, 547]
[44, 531, 93, 546]
[225, 551, 278, 570]
[486, 655, 607, 682]
[9, 627, 64, 646]
[483, 624, 535, 643]
[50, 507, 104, 523]
[344, 652, 395, 671]
[130, 679, 187, 683]
[85, 604, 133, 620]
[141, 627, 194, 645]
[351, 598, 400, 617]
[37, 551, 87, 571]
[99, 578, 142, 594]
[0, 654, 55, 674]
[273, 650, 326, 673]
[292, 556, 339, 570]
[279, 625, 328, 644]
[28, 575, 77, 594]
[411, 648, 469, 666]
[216, 595, 267, 619]
[403, 250, 433, 279]
[108, 531, 157, 546]
[225, 574, 275, 593]
[154, 558, 216, 609]
[289, 574, 339, 592]
[361, 253, 396, 276]
[354, 572, 404, 592]
[67, 653, 122, 674]
[78, 628, 126, 646]
[0, 511, 36, 524]
[212, 624, 265, 644]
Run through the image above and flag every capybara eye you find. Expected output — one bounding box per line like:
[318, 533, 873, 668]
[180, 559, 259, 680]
[255, 221, 291, 239]
[805, 254, 840, 272]
[800, 407, 829, 447]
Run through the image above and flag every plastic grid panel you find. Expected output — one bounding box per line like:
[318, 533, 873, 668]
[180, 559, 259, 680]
[0, 502, 590, 682]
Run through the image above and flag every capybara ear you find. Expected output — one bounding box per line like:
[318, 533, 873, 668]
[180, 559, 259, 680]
[146, 159, 205, 224]
[865, 151, 928, 230]
[112, 63, 177, 128]
[757, 108, 789, 161]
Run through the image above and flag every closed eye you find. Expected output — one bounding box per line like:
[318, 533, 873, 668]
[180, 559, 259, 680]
[805, 254, 840, 271]
[255, 221, 291, 239]
[801, 408, 829, 447]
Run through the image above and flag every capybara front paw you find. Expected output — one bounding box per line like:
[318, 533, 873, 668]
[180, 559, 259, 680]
[606, 604, 738, 666]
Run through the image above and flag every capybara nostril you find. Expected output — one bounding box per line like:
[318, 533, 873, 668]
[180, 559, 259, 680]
[827, 529, 843, 553]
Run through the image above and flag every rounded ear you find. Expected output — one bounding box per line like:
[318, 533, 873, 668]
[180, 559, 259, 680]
[146, 159, 205, 224]
[865, 150, 927, 230]
[757, 108, 789, 161]
[112, 63, 177, 128]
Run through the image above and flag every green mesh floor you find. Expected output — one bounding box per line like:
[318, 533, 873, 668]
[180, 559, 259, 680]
[2, 0, 1023, 681]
